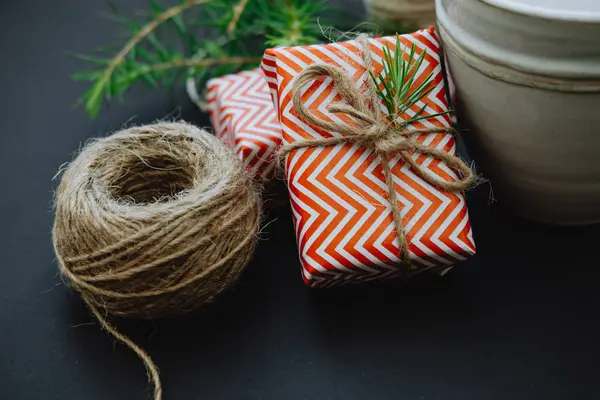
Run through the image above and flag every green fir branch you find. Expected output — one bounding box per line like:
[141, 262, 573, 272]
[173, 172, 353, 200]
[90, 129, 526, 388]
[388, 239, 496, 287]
[370, 35, 452, 127]
[71, 0, 342, 118]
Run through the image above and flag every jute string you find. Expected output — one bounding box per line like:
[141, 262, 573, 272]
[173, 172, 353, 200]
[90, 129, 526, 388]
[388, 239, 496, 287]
[280, 34, 475, 267]
[52, 122, 261, 399]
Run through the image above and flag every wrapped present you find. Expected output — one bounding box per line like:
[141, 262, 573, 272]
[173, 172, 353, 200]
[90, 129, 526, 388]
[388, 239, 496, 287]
[261, 27, 476, 287]
[207, 69, 281, 179]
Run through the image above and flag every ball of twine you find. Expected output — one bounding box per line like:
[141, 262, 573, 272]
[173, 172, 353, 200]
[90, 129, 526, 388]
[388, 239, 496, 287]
[52, 122, 261, 400]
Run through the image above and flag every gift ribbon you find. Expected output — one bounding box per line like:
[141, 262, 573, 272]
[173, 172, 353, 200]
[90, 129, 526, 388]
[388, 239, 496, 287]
[280, 34, 475, 268]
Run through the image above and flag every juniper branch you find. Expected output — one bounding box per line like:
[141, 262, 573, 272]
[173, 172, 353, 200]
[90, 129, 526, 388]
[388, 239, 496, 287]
[72, 0, 350, 118]
[227, 0, 250, 36]
[135, 55, 260, 76]
[86, 0, 210, 116]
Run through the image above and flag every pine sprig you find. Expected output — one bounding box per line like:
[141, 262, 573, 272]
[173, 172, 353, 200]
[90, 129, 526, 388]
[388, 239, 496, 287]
[369, 35, 451, 128]
[71, 0, 341, 118]
[262, 0, 329, 47]
[79, 0, 211, 117]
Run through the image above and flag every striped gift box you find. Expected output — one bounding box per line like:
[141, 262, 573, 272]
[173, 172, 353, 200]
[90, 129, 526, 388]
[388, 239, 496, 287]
[260, 27, 476, 287]
[207, 69, 281, 179]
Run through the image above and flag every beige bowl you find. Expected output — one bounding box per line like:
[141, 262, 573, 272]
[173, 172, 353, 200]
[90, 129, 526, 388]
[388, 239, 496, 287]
[436, 0, 600, 225]
[364, 0, 436, 30]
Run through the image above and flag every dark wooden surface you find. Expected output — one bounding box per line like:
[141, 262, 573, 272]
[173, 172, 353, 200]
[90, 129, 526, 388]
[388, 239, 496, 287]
[1, 1, 600, 399]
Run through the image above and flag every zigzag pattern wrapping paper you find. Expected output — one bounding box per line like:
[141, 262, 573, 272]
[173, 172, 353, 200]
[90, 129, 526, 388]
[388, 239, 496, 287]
[260, 27, 476, 287]
[207, 69, 281, 179]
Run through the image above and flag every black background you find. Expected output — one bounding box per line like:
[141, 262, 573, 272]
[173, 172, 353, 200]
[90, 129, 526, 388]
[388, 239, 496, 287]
[2, 1, 600, 399]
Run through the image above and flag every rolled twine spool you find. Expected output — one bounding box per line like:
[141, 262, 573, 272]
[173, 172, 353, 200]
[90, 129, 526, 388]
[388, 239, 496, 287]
[52, 122, 261, 400]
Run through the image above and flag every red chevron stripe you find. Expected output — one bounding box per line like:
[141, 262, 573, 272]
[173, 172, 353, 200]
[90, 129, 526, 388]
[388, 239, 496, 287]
[207, 69, 281, 179]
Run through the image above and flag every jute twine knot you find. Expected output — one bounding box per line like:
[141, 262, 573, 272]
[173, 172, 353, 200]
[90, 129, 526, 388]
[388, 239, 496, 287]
[280, 34, 475, 267]
[52, 122, 261, 400]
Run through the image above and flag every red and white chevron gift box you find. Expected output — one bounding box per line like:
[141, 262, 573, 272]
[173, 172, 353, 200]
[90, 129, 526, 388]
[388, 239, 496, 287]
[207, 69, 281, 179]
[261, 27, 476, 287]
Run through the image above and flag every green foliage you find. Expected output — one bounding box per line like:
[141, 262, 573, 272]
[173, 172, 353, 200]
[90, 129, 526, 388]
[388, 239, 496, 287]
[71, 0, 343, 118]
[369, 35, 451, 127]
[261, 0, 329, 47]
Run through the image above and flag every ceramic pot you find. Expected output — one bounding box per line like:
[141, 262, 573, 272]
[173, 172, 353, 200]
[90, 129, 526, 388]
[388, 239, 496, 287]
[364, 0, 436, 31]
[436, 0, 600, 225]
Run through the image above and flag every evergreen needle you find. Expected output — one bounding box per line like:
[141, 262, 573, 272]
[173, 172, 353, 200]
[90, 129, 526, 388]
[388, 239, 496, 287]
[71, 0, 342, 118]
[370, 35, 452, 128]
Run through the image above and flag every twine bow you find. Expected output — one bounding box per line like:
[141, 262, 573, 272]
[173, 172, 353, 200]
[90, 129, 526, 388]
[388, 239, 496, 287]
[280, 35, 475, 267]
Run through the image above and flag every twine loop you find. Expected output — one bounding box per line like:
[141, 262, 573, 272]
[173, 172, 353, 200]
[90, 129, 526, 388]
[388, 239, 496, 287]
[281, 35, 475, 266]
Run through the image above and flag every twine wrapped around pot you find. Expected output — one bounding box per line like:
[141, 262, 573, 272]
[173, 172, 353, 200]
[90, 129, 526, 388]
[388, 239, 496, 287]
[52, 122, 261, 400]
